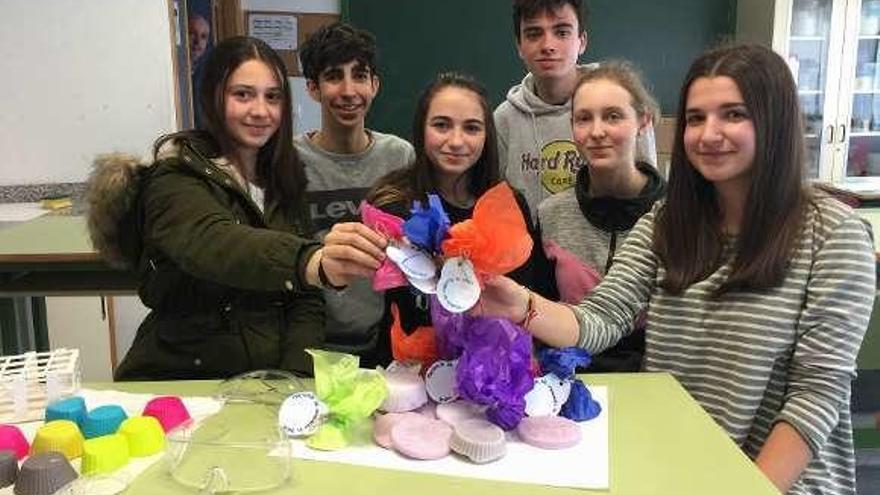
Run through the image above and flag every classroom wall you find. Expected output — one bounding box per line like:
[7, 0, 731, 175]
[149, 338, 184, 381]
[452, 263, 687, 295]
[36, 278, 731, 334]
[0, 0, 178, 186]
[345, 0, 737, 141]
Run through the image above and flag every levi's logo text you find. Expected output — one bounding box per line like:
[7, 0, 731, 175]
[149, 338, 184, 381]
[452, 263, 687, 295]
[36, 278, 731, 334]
[520, 140, 585, 194]
[307, 187, 368, 232]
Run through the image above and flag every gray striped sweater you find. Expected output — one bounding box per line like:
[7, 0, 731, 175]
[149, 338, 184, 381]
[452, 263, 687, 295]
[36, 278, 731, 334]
[571, 195, 875, 494]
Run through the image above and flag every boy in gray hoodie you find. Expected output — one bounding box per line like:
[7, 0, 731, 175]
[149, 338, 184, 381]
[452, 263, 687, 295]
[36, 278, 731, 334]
[495, 0, 656, 215]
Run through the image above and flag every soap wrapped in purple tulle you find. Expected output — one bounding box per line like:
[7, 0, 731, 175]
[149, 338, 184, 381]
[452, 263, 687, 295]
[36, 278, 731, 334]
[429, 294, 470, 360]
[403, 194, 450, 254]
[452, 316, 534, 430]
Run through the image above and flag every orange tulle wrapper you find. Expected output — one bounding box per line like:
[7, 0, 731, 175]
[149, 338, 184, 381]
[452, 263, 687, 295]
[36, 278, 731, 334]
[389, 303, 438, 365]
[441, 182, 532, 276]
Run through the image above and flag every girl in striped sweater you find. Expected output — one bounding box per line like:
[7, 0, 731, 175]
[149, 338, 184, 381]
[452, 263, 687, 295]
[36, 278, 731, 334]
[476, 44, 875, 494]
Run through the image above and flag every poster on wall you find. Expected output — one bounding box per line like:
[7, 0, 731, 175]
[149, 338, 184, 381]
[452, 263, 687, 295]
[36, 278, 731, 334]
[247, 13, 298, 51]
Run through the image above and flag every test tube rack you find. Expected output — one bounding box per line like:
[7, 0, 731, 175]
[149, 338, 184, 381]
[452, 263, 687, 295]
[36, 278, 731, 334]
[0, 348, 81, 423]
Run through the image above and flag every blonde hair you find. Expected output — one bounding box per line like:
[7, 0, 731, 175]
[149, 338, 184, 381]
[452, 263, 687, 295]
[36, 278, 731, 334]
[573, 61, 659, 126]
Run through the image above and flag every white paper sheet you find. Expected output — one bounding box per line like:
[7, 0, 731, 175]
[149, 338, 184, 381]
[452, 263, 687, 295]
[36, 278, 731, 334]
[0, 202, 47, 223]
[289, 386, 609, 490]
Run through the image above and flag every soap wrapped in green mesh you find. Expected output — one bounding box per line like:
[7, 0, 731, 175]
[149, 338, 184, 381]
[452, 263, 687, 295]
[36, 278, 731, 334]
[305, 349, 388, 450]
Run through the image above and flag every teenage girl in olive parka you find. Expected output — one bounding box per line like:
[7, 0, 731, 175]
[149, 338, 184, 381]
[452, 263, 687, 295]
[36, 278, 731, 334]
[87, 37, 387, 381]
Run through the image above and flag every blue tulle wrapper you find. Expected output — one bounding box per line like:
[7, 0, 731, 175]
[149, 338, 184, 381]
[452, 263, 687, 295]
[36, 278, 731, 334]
[537, 347, 591, 379]
[561, 381, 602, 421]
[403, 194, 450, 254]
[537, 346, 601, 422]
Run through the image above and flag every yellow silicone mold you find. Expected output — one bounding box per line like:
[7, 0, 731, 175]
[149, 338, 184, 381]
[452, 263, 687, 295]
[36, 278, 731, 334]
[118, 416, 165, 457]
[81, 433, 130, 475]
[30, 420, 84, 459]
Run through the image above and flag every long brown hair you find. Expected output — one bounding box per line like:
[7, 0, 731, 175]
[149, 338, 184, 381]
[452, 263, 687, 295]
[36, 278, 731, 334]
[367, 72, 500, 208]
[654, 44, 810, 295]
[154, 36, 308, 225]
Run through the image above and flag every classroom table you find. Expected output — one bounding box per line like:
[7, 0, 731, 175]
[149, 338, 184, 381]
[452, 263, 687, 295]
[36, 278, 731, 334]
[92, 373, 778, 495]
[0, 215, 136, 296]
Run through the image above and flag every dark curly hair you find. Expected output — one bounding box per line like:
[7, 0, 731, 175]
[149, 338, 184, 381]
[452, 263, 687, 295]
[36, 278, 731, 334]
[299, 22, 378, 82]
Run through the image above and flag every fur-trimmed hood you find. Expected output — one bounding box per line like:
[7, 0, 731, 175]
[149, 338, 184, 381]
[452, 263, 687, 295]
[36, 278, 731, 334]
[85, 153, 152, 269]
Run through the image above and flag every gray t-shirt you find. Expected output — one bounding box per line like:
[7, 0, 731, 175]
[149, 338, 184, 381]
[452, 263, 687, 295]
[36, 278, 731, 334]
[295, 130, 414, 357]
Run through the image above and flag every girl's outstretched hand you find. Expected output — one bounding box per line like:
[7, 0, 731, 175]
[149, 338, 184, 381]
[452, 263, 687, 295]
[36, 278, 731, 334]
[316, 222, 387, 287]
[470, 275, 529, 322]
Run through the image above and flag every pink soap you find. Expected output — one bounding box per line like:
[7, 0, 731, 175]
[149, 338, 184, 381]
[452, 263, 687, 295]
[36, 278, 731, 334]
[414, 401, 437, 419]
[516, 416, 582, 450]
[390, 416, 453, 460]
[142, 396, 191, 432]
[0, 424, 29, 460]
[380, 372, 427, 413]
[373, 412, 421, 449]
[435, 401, 484, 427]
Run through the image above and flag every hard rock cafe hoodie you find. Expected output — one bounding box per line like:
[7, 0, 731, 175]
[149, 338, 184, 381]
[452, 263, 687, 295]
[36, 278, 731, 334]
[494, 65, 657, 218]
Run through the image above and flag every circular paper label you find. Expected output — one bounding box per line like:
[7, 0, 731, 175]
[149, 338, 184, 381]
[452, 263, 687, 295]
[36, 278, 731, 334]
[524, 378, 557, 417]
[424, 360, 459, 404]
[544, 373, 572, 414]
[436, 257, 480, 313]
[409, 274, 438, 294]
[386, 244, 437, 280]
[278, 391, 324, 437]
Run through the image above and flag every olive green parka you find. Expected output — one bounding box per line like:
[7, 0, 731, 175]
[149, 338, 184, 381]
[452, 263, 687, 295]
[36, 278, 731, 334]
[94, 139, 324, 380]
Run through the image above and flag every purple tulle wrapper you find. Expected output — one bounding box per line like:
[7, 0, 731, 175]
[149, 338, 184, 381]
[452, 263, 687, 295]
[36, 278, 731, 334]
[486, 399, 527, 431]
[537, 346, 592, 379]
[429, 294, 469, 360]
[404, 194, 450, 253]
[452, 316, 534, 430]
[561, 380, 602, 422]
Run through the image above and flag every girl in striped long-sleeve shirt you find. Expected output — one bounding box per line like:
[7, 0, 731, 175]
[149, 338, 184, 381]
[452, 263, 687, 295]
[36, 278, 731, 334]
[476, 44, 875, 494]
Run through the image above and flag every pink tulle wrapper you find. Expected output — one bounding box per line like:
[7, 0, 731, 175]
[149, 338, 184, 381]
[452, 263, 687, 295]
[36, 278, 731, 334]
[360, 201, 409, 291]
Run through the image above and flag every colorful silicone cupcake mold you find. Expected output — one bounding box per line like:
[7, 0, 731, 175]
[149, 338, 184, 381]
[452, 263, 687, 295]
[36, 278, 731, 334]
[30, 420, 84, 459]
[142, 396, 191, 432]
[81, 434, 130, 475]
[118, 416, 165, 457]
[44, 397, 86, 427]
[0, 450, 19, 488]
[0, 424, 30, 460]
[14, 452, 78, 495]
[81, 405, 128, 439]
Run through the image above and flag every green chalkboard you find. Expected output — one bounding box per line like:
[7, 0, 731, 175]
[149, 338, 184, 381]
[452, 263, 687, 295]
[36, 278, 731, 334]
[345, 0, 736, 141]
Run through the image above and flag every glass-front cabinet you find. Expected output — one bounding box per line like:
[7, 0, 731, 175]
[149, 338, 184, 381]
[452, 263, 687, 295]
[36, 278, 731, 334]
[740, 0, 880, 189]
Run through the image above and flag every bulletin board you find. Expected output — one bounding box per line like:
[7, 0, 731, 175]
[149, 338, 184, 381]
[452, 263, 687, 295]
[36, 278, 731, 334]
[245, 11, 339, 76]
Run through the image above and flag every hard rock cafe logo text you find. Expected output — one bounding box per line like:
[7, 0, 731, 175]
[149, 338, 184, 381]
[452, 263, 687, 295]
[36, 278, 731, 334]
[519, 140, 586, 194]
